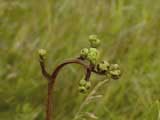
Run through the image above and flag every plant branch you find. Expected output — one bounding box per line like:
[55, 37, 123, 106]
[39, 55, 51, 81]
[38, 35, 121, 120]
[39, 56, 95, 120]
[50, 58, 92, 83]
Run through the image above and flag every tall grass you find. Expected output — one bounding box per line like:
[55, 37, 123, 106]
[0, 0, 160, 120]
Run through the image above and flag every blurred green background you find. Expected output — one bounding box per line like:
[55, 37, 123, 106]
[0, 0, 160, 120]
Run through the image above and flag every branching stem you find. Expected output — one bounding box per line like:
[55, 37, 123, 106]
[39, 56, 104, 120]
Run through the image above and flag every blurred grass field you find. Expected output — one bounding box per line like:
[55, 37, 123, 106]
[0, 0, 160, 120]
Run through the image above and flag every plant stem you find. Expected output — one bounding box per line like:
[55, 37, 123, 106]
[39, 57, 94, 120]
[46, 82, 54, 120]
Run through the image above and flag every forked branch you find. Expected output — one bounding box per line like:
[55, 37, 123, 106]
[38, 35, 121, 120]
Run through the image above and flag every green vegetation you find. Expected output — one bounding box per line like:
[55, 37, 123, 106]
[0, 0, 160, 120]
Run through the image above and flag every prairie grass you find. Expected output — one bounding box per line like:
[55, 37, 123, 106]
[0, 0, 160, 120]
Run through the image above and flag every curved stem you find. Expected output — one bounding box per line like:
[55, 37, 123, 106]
[39, 55, 51, 81]
[50, 59, 91, 83]
[39, 57, 92, 120]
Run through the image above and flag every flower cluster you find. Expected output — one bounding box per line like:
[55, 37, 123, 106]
[80, 35, 100, 64]
[79, 35, 121, 93]
[38, 35, 122, 120]
[79, 79, 91, 93]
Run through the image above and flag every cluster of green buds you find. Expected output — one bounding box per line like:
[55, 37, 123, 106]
[96, 60, 110, 73]
[109, 64, 121, 79]
[79, 79, 91, 93]
[79, 35, 121, 93]
[80, 35, 100, 65]
[96, 61, 121, 79]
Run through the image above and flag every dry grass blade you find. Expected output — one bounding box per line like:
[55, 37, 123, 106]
[73, 79, 110, 120]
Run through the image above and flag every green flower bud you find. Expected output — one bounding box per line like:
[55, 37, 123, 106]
[85, 81, 91, 90]
[109, 64, 121, 80]
[109, 64, 120, 71]
[97, 61, 110, 73]
[79, 79, 87, 86]
[87, 48, 99, 65]
[89, 35, 100, 48]
[79, 78, 91, 90]
[80, 48, 89, 59]
[79, 86, 87, 93]
[38, 49, 47, 56]
[110, 69, 121, 80]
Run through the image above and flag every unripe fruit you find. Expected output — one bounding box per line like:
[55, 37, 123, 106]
[89, 35, 100, 48]
[80, 48, 89, 59]
[38, 49, 47, 56]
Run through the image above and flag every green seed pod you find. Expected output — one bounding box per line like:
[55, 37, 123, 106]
[38, 49, 47, 56]
[87, 48, 99, 65]
[79, 79, 87, 86]
[80, 48, 89, 59]
[79, 86, 87, 93]
[89, 35, 101, 48]
[97, 61, 110, 73]
[110, 69, 121, 80]
[85, 81, 91, 90]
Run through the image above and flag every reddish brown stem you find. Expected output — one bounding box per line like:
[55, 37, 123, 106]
[39, 55, 51, 81]
[46, 82, 54, 120]
[39, 57, 92, 120]
[50, 59, 91, 83]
